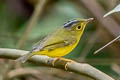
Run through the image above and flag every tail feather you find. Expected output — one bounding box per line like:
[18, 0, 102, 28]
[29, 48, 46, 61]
[15, 52, 34, 63]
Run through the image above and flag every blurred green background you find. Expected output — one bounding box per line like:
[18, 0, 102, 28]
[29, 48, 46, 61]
[0, 0, 120, 80]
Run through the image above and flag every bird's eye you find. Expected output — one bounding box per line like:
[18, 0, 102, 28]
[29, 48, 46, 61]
[76, 25, 81, 30]
[78, 26, 81, 29]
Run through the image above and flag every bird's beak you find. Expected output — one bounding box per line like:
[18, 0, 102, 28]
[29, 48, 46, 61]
[85, 18, 94, 23]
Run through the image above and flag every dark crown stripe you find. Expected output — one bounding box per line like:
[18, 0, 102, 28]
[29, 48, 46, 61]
[63, 19, 78, 28]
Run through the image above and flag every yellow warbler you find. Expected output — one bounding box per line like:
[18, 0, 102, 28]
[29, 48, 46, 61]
[16, 18, 93, 63]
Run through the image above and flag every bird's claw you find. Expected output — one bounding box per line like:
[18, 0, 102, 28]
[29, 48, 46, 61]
[52, 57, 73, 70]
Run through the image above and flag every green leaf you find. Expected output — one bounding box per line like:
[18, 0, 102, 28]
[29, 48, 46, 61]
[104, 4, 120, 17]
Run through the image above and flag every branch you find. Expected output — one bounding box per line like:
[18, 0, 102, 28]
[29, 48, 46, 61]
[0, 48, 114, 80]
[8, 68, 41, 79]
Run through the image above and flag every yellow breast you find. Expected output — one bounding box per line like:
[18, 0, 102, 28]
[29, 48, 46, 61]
[34, 40, 79, 57]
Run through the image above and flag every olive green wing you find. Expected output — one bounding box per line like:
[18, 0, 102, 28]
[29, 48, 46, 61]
[32, 28, 77, 51]
[32, 36, 77, 51]
[42, 40, 76, 51]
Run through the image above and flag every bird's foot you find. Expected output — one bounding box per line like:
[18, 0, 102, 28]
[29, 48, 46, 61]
[52, 57, 74, 70]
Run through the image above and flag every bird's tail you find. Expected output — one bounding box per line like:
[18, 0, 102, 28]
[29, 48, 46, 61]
[15, 52, 34, 63]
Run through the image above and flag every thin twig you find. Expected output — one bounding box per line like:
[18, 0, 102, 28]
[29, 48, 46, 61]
[17, 0, 47, 49]
[94, 35, 120, 54]
[0, 48, 115, 80]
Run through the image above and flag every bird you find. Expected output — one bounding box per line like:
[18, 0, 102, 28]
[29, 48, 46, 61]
[16, 18, 93, 68]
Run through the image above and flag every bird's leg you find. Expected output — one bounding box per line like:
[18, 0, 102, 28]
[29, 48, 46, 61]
[52, 57, 75, 70]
